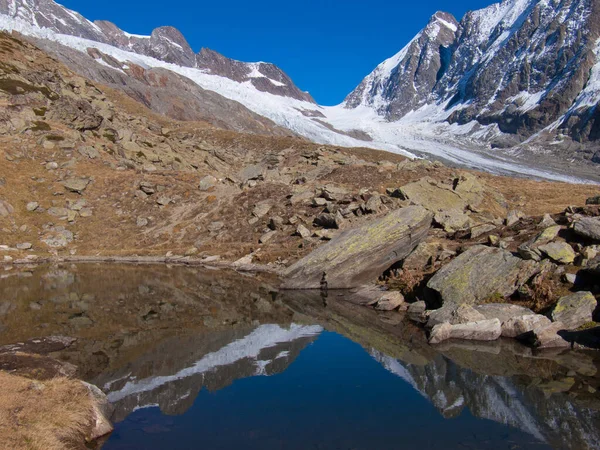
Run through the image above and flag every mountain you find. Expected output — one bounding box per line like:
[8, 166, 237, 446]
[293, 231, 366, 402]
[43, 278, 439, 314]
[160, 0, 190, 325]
[0, 0, 599, 181]
[346, 0, 600, 159]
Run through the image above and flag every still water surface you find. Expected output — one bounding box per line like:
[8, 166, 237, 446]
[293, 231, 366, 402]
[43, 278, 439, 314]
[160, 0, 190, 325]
[0, 264, 598, 449]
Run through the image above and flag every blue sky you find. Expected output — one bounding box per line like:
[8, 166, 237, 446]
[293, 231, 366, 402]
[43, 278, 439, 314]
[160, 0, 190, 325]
[59, 0, 494, 105]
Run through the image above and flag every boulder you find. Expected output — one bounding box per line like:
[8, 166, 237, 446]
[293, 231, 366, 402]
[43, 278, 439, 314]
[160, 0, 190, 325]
[372, 291, 405, 311]
[573, 217, 600, 242]
[537, 242, 576, 264]
[397, 177, 467, 212]
[252, 201, 272, 218]
[199, 175, 217, 191]
[425, 245, 539, 308]
[502, 314, 552, 338]
[518, 225, 561, 261]
[295, 224, 312, 239]
[474, 303, 537, 323]
[403, 242, 438, 271]
[551, 292, 597, 330]
[433, 210, 471, 232]
[517, 321, 570, 349]
[429, 319, 502, 344]
[283, 206, 432, 289]
[427, 304, 486, 328]
[61, 178, 90, 194]
[586, 196, 600, 205]
[240, 164, 265, 183]
[259, 231, 277, 244]
[506, 210, 526, 227]
[313, 212, 343, 229]
[81, 382, 114, 441]
[470, 223, 496, 239]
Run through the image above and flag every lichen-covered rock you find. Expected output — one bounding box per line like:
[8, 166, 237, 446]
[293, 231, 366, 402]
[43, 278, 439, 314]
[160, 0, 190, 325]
[434, 210, 472, 232]
[429, 318, 502, 344]
[573, 217, 600, 242]
[518, 225, 561, 261]
[537, 241, 576, 264]
[282, 206, 432, 289]
[551, 292, 597, 330]
[397, 177, 467, 212]
[425, 245, 539, 308]
[81, 382, 114, 441]
[373, 291, 405, 311]
[0, 199, 14, 217]
[403, 242, 438, 271]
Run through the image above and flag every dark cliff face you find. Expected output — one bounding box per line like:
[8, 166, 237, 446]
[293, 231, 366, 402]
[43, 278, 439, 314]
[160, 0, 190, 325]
[347, 0, 600, 146]
[344, 11, 459, 121]
[0, 0, 314, 103]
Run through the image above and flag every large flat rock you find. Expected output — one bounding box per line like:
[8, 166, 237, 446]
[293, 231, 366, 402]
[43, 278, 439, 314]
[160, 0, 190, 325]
[425, 245, 539, 308]
[282, 206, 432, 289]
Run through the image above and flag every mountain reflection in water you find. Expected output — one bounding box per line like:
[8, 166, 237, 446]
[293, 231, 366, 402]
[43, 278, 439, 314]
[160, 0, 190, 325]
[0, 264, 598, 449]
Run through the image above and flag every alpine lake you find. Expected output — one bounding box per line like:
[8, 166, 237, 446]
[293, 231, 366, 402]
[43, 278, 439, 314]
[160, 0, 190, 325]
[1, 263, 599, 450]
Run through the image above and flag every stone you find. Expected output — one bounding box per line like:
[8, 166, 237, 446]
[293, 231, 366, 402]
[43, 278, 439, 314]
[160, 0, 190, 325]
[312, 197, 328, 207]
[81, 382, 114, 441]
[199, 175, 218, 191]
[283, 206, 432, 289]
[502, 314, 552, 338]
[0, 200, 14, 217]
[26, 201, 39, 212]
[434, 210, 471, 232]
[320, 185, 348, 202]
[474, 303, 536, 323]
[470, 223, 496, 239]
[551, 292, 597, 330]
[268, 216, 284, 230]
[259, 231, 277, 244]
[398, 177, 467, 212]
[16, 243, 32, 250]
[573, 217, 600, 242]
[373, 291, 405, 311]
[139, 181, 155, 195]
[78, 146, 100, 159]
[425, 245, 539, 308]
[364, 195, 383, 214]
[40, 228, 74, 248]
[208, 221, 224, 232]
[538, 214, 557, 228]
[518, 225, 562, 261]
[252, 201, 272, 218]
[47, 207, 69, 219]
[45, 161, 58, 170]
[296, 224, 312, 239]
[240, 164, 265, 183]
[156, 195, 171, 206]
[427, 304, 486, 328]
[537, 241, 576, 264]
[314, 229, 335, 240]
[586, 196, 600, 205]
[79, 208, 92, 218]
[517, 321, 570, 349]
[403, 242, 437, 271]
[506, 210, 526, 227]
[61, 178, 90, 194]
[136, 217, 148, 227]
[313, 212, 343, 229]
[429, 319, 502, 344]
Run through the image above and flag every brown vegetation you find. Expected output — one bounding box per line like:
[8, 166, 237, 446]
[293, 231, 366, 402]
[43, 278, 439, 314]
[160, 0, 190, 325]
[0, 372, 93, 450]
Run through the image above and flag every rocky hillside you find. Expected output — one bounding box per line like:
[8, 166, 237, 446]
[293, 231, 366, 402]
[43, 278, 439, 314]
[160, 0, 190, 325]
[346, 0, 600, 159]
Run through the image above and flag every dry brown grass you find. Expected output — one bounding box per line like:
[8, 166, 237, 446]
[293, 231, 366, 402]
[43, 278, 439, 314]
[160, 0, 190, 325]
[0, 372, 93, 450]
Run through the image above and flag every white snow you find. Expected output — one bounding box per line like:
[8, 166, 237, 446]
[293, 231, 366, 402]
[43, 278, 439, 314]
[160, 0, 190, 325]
[106, 324, 322, 402]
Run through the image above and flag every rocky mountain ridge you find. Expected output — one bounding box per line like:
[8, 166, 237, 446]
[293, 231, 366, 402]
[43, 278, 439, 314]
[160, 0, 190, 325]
[0, 0, 314, 102]
[346, 0, 600, 159]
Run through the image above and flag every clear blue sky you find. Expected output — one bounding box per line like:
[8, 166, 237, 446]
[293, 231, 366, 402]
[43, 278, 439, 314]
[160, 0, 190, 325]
[59, 0, 494, 105]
